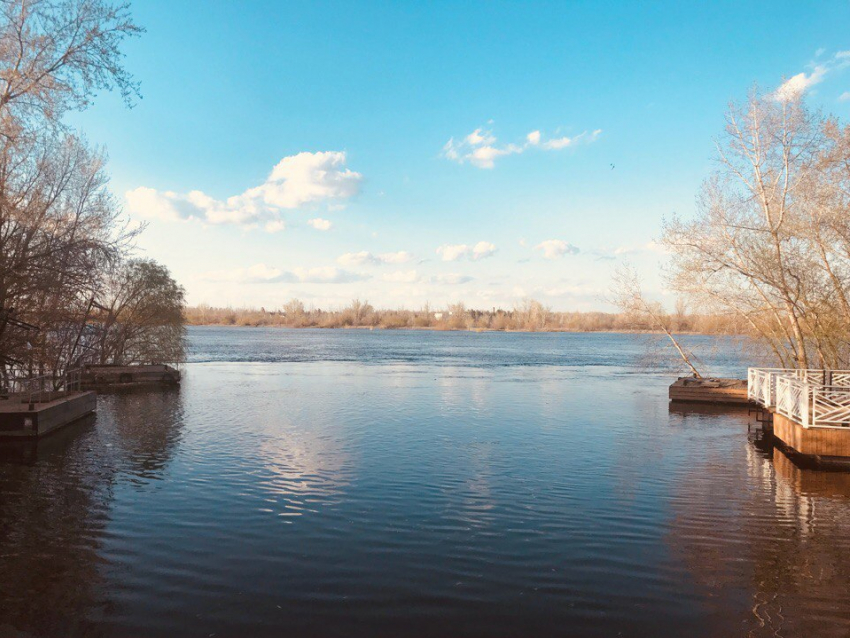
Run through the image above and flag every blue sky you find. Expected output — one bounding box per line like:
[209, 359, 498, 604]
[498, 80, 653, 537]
[69, 0, 850, 311]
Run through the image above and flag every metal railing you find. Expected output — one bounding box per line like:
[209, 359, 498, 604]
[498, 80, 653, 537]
[2, 367, 84, 407]
[748, 368, 850, 429]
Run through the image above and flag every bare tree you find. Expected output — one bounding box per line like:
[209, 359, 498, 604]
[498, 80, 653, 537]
[0, 0, 141, 134]
[663, 89, 850, 370]
[610, 264, 702, 377]
[94, 259, 185, 365]
[0, 0, 141, 381]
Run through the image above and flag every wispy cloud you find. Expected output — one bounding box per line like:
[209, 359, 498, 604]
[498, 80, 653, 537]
[840, 91, 850, 102]
[535, 239, 580, 259]
[337, 251, 414, 266]
[775, 49, 850, 101]
[126, 151, 362, 232]
[198, 263, 370, 284]
[442, 125, 601, 169]
[589, 241, 668, 261]
[436, 241, 497, 261]
[430, 273, 474, 285]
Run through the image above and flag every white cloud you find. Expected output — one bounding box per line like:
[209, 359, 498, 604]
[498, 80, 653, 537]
[775, 66, 828, 101]
[338, 251, 376, 266]
[535, 239, 580, 259]
[472, 241, 497, 260]
[430, 273, 474, 285]
[466, 128, 496, 146]
[307, 217, 333, 231]
[775, 50, 850, 102]
[542, 129, 602, 150]
[264, 220, 286, 233]
[436, 242, 497, 262]
[337, 251, 414, 266]
[383, 270, 419, 283]
[126, 151, 362, 232]
[840, 91, 850, 102]
[542, 136, 573, 150]
[442, 126, 600, 169]
[589, 241, 668, 261]
[380, 251, 414, 264]
[437, 244, 471, 261]
[198, 263, 370, 284]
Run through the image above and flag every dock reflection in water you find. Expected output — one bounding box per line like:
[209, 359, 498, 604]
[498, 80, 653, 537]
[1, 329, 850, 637]
[0, 389, 184, 637]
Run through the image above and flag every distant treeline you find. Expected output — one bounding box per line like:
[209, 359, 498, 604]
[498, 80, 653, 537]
[184, 299, 744, 334]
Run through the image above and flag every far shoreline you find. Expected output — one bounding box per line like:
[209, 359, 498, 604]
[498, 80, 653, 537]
[185, 323, 734, 337]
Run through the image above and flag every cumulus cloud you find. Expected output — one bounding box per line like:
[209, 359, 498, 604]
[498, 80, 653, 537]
[775, 50, 850, 101]
[337, 251, 414, 266]
[307, 218, 333, 230]
[126, 151, 362, 232]
[535, 239, 580, 259]
[437, 244, 470, 261]
[436, 241, 497, 261]
[442, 125, 600, 169]
[198, 263, 370, 284]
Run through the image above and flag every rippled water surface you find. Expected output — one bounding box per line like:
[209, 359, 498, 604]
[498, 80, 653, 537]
[3, 327, 850, 637]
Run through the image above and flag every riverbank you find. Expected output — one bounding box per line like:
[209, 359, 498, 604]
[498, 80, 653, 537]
[184, 303, 743, 335]
[184, 322, 730, 335]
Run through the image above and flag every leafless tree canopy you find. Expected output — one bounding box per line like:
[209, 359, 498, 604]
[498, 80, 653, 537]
[0, 1, 183, 382]
[93, 258, 186, 365]
[663, 90, 850, 369]
[609, 263, 703, 377]
[0, 0, 141, 133]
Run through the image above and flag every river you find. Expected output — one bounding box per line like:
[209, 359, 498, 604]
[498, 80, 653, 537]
[1, 327, 849, 637]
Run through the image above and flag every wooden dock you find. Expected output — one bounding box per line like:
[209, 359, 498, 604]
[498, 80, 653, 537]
[669, 377, 753, 405]
[80, 364, 180, 391]
[749, 368, 850, 465]
[0, 391, 97, 439]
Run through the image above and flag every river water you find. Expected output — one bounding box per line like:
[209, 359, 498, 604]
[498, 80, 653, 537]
[2, 327, 850, 637]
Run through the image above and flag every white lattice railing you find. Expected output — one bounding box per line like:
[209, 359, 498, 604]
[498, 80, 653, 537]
[748, 367, 787, 407]
[776, 375, 809, 425]
[748, 368, 850, 429]
[812, 386, 850, 428]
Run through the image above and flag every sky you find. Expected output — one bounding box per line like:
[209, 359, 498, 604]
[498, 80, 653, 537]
[68, 0, 850, 312]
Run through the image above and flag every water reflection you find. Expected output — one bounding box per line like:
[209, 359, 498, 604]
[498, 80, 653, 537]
[0, 389, 185, 637]
[668, 421, 850, 637]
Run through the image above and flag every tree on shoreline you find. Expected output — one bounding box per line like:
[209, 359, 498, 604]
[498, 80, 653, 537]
[663, 89, 850, 370]
[0, 1, 185, 380]
[93, 259, 185, 365]
[609, 264, 703, 378]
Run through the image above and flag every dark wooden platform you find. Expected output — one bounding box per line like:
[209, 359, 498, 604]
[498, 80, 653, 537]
[0, 391, 97, 438]
[668, 377, 753, 405]
[81, 364, 180, 391]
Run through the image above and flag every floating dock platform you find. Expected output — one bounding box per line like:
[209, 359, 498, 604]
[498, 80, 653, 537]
[0, 391, 97, 439]
[669, 377, 753, 405]
[80, 364, 180, 391]
[749, 368, 850, 466]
